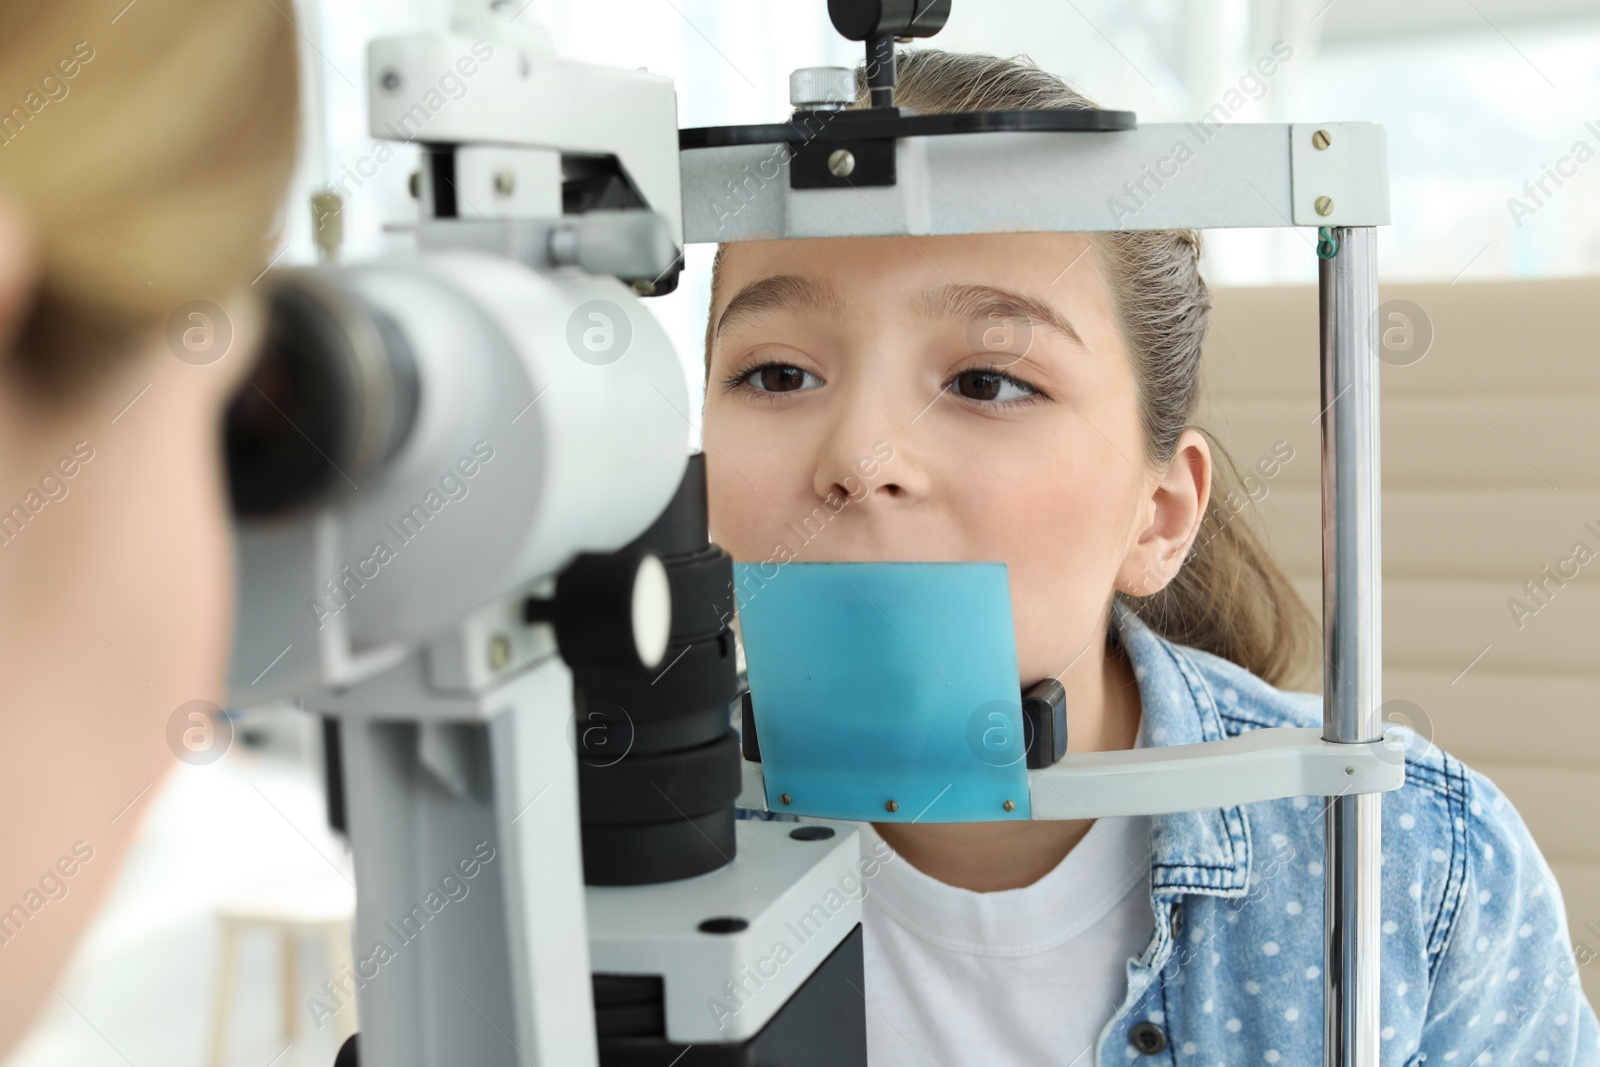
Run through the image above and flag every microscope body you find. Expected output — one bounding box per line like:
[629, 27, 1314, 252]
[226, 6, 868, 1065]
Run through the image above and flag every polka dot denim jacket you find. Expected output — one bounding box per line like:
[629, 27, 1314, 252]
[1097, 599, 1600, 1067]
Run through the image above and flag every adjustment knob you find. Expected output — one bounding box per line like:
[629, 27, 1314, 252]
[526, 551, 673, 671]
[630, 554, 672, 668]
[827, 0, 951, 41]
[790, 66, 857, 111]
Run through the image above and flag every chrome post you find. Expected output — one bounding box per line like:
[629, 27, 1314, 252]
[1318, 225, 1384, 1067]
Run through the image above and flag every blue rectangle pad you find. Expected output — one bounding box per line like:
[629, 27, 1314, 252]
[731, 560, 1031, 823]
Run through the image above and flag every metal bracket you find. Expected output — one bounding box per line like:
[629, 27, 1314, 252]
[411, 212, 678, 287]
[1290, 122, 1391, 227]
[1030, 727, 1405, 820]
[790, 134, 897, 189]
[683, 122, 1392, 243]
[737, 726, 1406, 818]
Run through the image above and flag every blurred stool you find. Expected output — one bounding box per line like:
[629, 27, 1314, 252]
[206, 869, 357, 1066]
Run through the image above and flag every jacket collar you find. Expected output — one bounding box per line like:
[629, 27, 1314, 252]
[1109, 599, 1254, 900]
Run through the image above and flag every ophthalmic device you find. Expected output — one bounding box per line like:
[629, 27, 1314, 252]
[224, 2, 1403, 1064]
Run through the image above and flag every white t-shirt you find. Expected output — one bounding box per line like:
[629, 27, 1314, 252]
[846, 799, 1156, 1066]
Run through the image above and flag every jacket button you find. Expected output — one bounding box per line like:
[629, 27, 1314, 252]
[1129, 1020, 1168, 1055]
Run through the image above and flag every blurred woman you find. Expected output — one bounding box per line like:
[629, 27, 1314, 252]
[0, 1, 297, 1053]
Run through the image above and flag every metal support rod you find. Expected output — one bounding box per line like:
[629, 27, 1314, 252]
[866, 35, 896, 108]
[1318, 225, 1383, 1067]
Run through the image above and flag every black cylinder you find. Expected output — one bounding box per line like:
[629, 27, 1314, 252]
[224, 273, 418, 519]
[548, 453, 742, 886]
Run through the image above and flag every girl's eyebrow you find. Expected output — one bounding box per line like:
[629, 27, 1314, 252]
[915, 282, 1087, 350]
[713, 274, 1085, 351]
[714, 274, 842, 342]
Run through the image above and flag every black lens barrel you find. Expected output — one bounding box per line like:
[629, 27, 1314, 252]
[553, 454, 742, 886]
[225, 274, 418, 520]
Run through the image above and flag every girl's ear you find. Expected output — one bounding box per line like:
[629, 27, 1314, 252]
[1115, 428, 1212, 597]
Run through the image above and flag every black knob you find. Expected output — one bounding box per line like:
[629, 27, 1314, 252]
[827, 0, 951, 40]
[526, 551, 672, 672]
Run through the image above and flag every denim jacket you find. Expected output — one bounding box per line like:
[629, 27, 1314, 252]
[1092, 599, 1600, 1067]
[740, 597, 1600, 1065]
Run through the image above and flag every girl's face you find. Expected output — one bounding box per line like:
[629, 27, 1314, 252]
[703, 231, 1207, 688]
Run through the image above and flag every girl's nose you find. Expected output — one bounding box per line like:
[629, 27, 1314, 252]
[810, 404, 915, 507]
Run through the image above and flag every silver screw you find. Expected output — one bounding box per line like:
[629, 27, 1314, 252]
[1345, 765, 1355, 775]
[1315, 195, 1334, 217]
[380, 70, 401, 92]
[1002, 799, 1016, 812]
[1312, 129, 1332, 150]
[884, 799, 899, 813]
[828, 149, 856, 178]
[494, 170, 516, 197]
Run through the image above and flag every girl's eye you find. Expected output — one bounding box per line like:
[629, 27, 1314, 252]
[948, 366, 1044, 406]
[725, 361, 823, 397]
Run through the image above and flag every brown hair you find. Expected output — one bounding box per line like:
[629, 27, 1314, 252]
[705, 48, 1319, 690]
[0, 0, 300, 400]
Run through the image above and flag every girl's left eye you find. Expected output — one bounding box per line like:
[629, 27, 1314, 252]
[724, 360, 824, 398]
[947, 365, 1045, 406]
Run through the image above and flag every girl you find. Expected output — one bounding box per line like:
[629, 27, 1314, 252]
[705, 49, 1599, 1067]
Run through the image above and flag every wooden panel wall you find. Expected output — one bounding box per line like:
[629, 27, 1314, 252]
[1200, 277, 1600, 1010]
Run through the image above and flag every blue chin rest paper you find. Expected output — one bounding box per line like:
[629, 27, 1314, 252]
[731, 561, 1031, 823]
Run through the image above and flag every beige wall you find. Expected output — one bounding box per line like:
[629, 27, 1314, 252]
[1200, 277, 1600, 1012]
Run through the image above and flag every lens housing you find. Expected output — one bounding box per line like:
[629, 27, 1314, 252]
[225, 273, 419, 519]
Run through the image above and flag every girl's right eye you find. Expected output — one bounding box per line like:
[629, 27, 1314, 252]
[723, 360, 824, 399]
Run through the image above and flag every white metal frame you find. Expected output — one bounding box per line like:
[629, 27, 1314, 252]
[738, 728, 1405, 820]
[683, 121, 1393, 1067]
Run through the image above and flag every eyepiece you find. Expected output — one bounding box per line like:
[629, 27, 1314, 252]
[225, 273, 418, 519]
